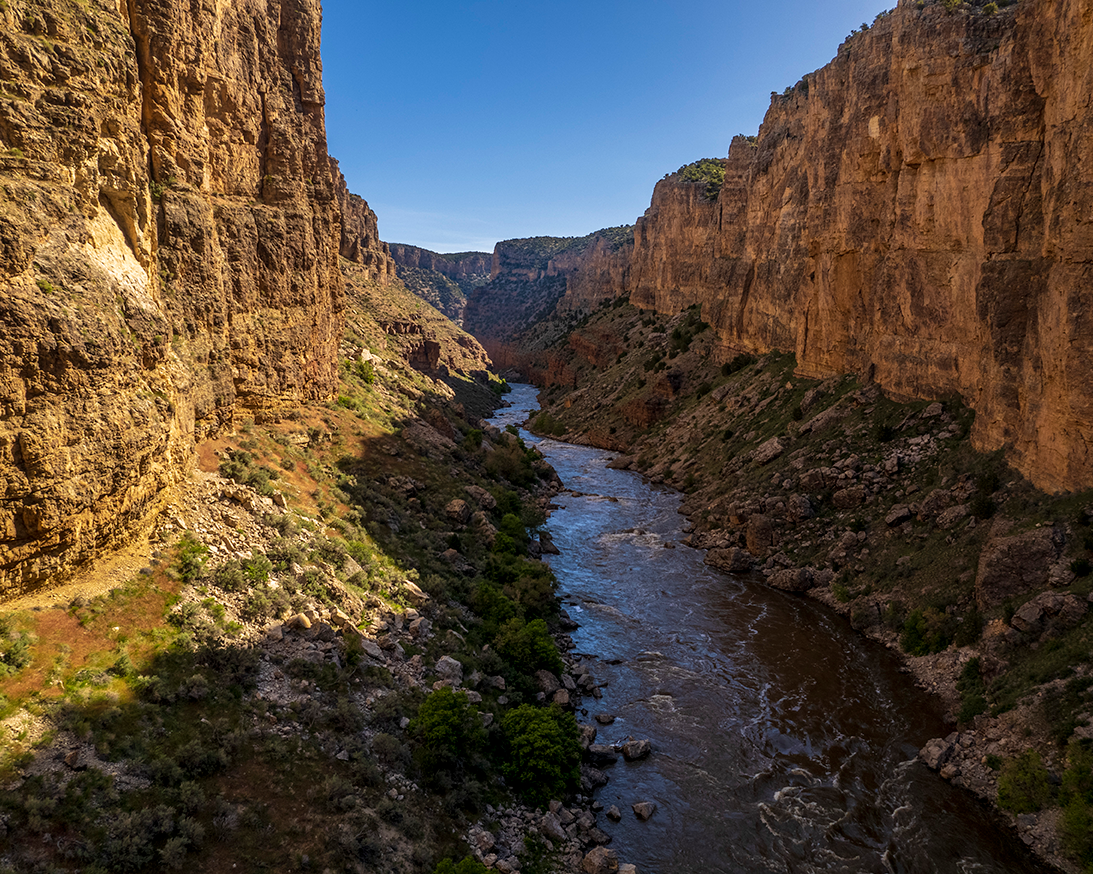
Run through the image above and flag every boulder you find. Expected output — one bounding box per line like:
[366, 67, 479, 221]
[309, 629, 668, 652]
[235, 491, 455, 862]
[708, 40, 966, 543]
[1010, 591, 1087, 638]
[632, 802, 657, 821]
[580, 765, 609, 790]
[917, 488, 953, 519]
[587, 744, 619, 766]
[553, 689, 571, 708]
[402, 580, 429, 606]
[621, 738, 652, 761]
[594, 713, 616, 726]
[435, 656, 463, 685]
[606, 805, 622, 821]
[832, 486, 866, 510]
[767, 567, 815, 592]
[936, 504, 970, 529]
[582, 847, 619, 874]
[975, 527, 1062, 609]
[753, 436, 785, 465]
[619, 866, 638, 874]
[885, 504, 912, 527]
[919, 735, 957, 770]
[541, 813, 567, 842]
[539, 531, 561, 555]
[445, 499, 472, 524]
[535, 670, 562, 695]
[746, 515, 774, 558]
[706, 547, 755, 573]
[786, 493, 814, 523]
[465, 485, 497, 510]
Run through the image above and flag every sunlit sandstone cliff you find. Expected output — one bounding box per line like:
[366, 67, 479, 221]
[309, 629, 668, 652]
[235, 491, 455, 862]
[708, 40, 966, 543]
[556, 0, 1091, 493]
[0, 0, 392, 596]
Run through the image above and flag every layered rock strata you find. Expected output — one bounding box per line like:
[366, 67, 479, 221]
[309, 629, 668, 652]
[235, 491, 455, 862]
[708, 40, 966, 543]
[546, 0, 1093, 493]
[0, 0, 377, 596]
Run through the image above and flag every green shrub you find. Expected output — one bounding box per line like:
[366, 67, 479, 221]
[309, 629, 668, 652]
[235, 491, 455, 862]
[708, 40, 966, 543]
[501, 704, 582, 805]
[1060, 743, 1093, 866]
[173, 533, 208, 583]
[1071, 558, 1092, 578]
[434, 857, 490, 874]
[956, 658, 988, 724]
[218, 449, 279, 497]
[900, 608, 955, 656]
[997, 750, 1053, 814]
[411, 688, 486, 781]
[494, 617, 563, 676]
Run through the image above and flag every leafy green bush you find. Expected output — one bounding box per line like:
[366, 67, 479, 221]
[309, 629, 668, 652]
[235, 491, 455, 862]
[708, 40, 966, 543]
[0, 617, 31, 676]
[411, 687, 486, 779]
[173, 533, 208, 583]
[900, 608, 955, 656]
[956, 657, 988, 724]
[501, 704, 581, 805]
[1060, 742, 1093, 867]
[998, 750, 1053, 814]
[494, 618, 563, 677]
[218, 449, 279, 497]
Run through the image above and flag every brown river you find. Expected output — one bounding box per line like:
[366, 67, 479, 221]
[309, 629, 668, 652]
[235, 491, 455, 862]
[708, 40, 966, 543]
[491, 384, 1046, 874]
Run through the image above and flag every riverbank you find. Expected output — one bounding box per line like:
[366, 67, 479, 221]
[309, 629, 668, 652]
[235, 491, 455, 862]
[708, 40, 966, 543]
[0, 289, 627, 873]
[526, 301, 1093, 873]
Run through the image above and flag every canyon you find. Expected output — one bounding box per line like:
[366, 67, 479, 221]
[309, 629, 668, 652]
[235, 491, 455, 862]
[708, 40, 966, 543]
[469, 0, 1093, 496]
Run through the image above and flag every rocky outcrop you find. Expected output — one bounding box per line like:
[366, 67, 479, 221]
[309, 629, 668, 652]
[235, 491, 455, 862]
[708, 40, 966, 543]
[389, 244, 492, 282]
[333, 160, 395, 283]
[0, 0, 354, 597]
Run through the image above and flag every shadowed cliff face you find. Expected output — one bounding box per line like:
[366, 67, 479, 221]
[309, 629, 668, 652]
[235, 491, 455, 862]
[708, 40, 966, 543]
[551, 0, 1091, 493]
[0, 0, 390, 597]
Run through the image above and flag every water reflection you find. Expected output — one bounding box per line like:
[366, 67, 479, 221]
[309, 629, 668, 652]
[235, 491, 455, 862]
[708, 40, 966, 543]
[490, 386, 1040, 874]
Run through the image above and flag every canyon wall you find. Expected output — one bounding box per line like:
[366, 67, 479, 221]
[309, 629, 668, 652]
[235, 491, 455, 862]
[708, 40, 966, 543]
[389, 244, 492, 282]
[333, 160, 396, 283]
[572, 0, 1092, 493]
[0, 0, 388, 596]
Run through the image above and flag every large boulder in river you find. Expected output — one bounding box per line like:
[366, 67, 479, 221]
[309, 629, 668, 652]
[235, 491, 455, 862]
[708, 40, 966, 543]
[621, 738, 652, 761]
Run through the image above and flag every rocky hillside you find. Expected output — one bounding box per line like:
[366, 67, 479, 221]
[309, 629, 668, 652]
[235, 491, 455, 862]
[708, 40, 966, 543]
[389, 245, 492, 323]
[463, 229, 632, 370]
[0, 0, 395, 599]
[0, 267, 651, 873]
[476, 0, 1093, 495]
[529, 299, 1093, 872]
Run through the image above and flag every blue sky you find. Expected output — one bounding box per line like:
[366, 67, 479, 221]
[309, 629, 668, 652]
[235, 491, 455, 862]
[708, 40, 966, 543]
[322, 1, 888, 253]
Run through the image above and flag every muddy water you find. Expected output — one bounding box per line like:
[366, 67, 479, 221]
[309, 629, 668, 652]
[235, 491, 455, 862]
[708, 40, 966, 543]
[490, 385, 1043, 874]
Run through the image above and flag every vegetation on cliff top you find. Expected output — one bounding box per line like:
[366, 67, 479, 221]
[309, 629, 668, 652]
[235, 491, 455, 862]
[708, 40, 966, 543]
[670, 159, 726, 201]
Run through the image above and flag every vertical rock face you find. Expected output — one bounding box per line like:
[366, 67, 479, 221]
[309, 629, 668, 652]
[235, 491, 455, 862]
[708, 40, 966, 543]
[568, 0, 1092, 493]
[333, 158, 396, 283]
[388, 244, 492, 282]
[0, 0, 346, 596]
